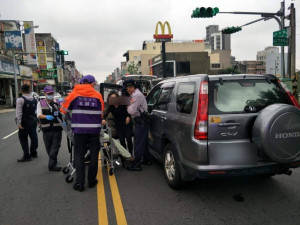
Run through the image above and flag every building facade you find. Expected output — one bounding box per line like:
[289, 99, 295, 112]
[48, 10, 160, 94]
[205, 25, 231, 51]
[0, 20, 36, 106]
[257, 46, 287, 77]
[149, 52, 210, 78]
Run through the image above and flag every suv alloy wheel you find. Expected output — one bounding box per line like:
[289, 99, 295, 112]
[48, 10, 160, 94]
[164, 143, 182, 189]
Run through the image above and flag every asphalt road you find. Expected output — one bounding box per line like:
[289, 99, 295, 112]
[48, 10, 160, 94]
[1, 110, 300, 225]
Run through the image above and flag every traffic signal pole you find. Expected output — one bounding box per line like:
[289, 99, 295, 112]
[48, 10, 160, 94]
[219, 2, 286, 78]
[192, 1, 297, 98]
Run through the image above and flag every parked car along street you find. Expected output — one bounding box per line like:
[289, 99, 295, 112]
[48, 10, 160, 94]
[146, 74, 300, 189]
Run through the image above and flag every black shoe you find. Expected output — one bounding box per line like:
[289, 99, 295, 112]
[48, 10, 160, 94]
[89, 179, 98, 188]
[17, 157, 32, 162]
[73, 183, 85, 192]
[126, 165, 142, 171]
[49, 166, 62, 172]
[30, 153, 38, 158]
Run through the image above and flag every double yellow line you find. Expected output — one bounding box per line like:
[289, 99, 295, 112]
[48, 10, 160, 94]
[96, 154, 127, 225]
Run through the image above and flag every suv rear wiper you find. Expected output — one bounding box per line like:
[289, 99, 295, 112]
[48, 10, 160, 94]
[266, 77, 271, 84]
[219, 78, 224, 85]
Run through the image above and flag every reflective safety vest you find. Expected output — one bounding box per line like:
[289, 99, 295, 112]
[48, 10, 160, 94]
[60, 84, 104, 134]
[40, 100, 62, 132]
[21, 96, 37, 128]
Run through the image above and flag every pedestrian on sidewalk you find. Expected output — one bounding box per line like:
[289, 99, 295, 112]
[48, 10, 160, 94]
[16, 84, 38, 162]
[61, 75, 104, 192]
[37, 86, 63, 171]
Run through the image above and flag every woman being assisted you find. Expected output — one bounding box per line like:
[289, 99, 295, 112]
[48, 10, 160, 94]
[101, 91, 133, 162]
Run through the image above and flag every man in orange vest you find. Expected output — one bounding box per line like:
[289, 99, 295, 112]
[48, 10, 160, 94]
[61, 75, 104, 192]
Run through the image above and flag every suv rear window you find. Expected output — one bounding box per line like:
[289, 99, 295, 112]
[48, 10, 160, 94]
[209, 79, 291, 114]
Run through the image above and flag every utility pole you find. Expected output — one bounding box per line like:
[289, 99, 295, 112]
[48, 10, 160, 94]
[287, 3, 296, 78]
[161, 41, 167, 78]
[61, 54, 65, 94]
[287, 3, 297, 97]
[280, 1, 286, 78]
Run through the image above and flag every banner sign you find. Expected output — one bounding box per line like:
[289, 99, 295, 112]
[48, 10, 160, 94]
[57, 68, 63, 83]
[0, 60, 19, 75]
[4, 30, 23, 50]
[24, 21, 38, 65]
[19, 65, 33, 77]
[37, 40, 47, 69]
[2, 21, 18, 31]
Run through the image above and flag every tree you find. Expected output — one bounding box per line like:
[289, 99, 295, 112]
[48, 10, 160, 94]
[126, 61, 138, 74]
[218, 66, 241, 74]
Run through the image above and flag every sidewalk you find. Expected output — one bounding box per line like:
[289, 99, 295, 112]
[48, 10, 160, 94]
[0, 104, 15, 114]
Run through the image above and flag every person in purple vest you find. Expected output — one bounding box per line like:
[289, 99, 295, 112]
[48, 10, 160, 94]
[61, 75, 104, 192]
[37, 85, 63, 171]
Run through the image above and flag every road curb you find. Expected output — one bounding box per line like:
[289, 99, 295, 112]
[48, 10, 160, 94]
[0, 108, 15, 114]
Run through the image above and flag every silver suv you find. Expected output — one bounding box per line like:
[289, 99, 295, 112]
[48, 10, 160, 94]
[146, 74, 300, 189]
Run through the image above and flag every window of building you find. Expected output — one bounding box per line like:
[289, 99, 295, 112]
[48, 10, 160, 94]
[153, 46, 156, 50]
[176, 62, 190, 74]
[211, 63, 221, 69]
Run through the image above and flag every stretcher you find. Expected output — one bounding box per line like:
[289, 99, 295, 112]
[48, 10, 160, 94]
[56, 110, 131, 183]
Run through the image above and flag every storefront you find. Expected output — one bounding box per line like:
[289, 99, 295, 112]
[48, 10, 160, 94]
[149, 52, 210, 78]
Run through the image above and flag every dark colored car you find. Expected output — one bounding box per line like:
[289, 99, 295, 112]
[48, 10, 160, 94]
[146, 74, 300, 189]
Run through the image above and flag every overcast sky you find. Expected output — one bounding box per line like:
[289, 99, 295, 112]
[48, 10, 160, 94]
[1, 0, 299, 83]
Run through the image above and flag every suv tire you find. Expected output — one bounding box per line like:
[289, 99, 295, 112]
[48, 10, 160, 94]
[164, 143, 182, 189]
[252, 103, 300, 164]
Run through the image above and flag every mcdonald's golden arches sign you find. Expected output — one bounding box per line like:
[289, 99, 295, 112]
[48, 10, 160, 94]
[153, 21, 173, 42]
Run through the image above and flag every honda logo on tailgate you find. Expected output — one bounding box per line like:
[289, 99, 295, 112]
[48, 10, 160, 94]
[275, 132, 300, 139]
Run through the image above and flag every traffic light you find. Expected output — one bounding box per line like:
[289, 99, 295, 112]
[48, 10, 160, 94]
[191, 7, 219, 18]
[221, 26, 242, 34]
[57, 50, 68, 55]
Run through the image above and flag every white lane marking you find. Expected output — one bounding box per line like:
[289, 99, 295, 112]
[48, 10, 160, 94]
[3, 130, 19, 139]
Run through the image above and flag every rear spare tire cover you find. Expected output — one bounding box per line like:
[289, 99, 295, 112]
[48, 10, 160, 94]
[252, 104, 300, 164]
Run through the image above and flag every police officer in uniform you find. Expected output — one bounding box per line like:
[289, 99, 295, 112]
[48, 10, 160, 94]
[61, 75, 104, 192]
[37, 86, 63, 171]
[16, 84, 38, 162]
[125, 80, 150, 171]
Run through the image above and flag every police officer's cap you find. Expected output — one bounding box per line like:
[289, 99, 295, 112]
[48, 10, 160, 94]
[124, 79, 136, 87]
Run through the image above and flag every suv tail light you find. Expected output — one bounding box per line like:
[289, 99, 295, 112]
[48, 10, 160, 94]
[195, 81, 208, 140]
[278, 80, 300, 108]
